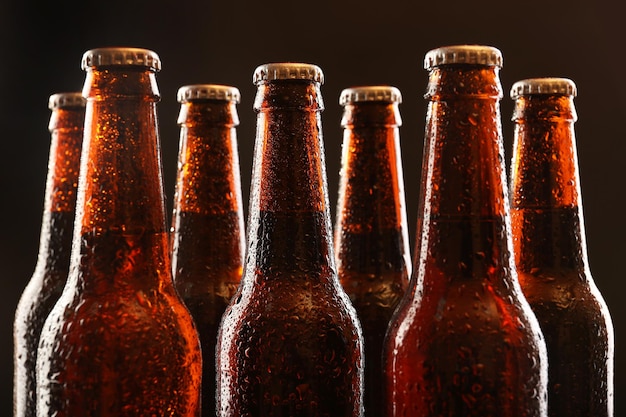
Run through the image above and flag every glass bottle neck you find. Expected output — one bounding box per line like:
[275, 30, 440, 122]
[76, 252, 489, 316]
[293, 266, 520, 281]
[251, 81, 326, 213]
[418, 65, 513, 283]
[510, 95, 589, 272]
[78, 68, 166, 236]
[335, 102, 411, 273]
[171, 100, 245, 275]
[36, 109, 83, 272]
[70, 67, 169, 292]
[173, 100, 243, 215]
[247, 81, 334, 275]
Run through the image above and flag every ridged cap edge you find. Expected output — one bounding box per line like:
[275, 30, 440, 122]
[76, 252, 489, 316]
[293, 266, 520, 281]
[48, 92, 86, 110]
[253, 63, 324, 85]
[510, 77, 577, 99]
[81, 47, 161, 71]
[177, 84, 241, 103]
[339, 86, 402, 106]
[424, 45, 503, 69]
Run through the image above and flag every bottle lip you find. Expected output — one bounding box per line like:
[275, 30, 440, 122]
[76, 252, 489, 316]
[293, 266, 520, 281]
[253, 63, 324, 85]
[81, 47, 161, 71]
[177, 84, 241, 103]
[510, 77, 577, 99]
[48, 92, 86, 110]
[424, 45, 503, 69]
[339, 86, 402, 106]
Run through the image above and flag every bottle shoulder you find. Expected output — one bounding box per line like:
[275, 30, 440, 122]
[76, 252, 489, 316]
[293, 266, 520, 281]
[389, 277, 542, 340]
[14, 267, 66, 319]
[519, 270, 613, 320]
[222, 272, 359, 330]
[43, 284, 193, 335]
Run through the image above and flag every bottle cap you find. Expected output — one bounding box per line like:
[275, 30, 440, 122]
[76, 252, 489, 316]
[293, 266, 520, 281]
[339, 86, 402, 106]
[253, 63, 324, 85]
[510, 77, 577, 99]
[48, 92, 86, 110]
[177, 84, 241, 103]
[81, 47, 161, 71]
[424, 45, 503, 70]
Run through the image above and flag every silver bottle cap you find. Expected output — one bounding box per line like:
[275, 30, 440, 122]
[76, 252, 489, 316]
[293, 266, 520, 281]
[253, 63, 324, 85]
[48, 92, 86, 110]
[81, 47, 161, 71]
[424, 45, 503, 70]
[510, 78, 577, 99]
[177, 84, 241, 103]
[339, 86, 402, 106]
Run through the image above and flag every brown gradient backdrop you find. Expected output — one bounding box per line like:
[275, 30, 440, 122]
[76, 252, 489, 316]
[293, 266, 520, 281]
[1, 0, 624, 413]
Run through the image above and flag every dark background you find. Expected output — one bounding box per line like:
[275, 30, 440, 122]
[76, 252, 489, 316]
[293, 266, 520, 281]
[1, 0, 624, 414]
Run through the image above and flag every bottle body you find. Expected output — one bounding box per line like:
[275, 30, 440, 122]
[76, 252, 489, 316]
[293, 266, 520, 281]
[509, 79, 614, 417]
[217, 64, 364, 417]
[36, 48, 201, 416]
[171, 85, 245, 416]
[384, 46, 547, 417]
[14, 93, 84, 417]
[334, 87, 410, 417]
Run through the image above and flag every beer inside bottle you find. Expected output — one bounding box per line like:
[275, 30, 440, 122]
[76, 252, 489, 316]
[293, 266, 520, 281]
[170, 84, 245, 417]
[509, 78, 614, 417]
[334, 86, 411, 417]
[216, 63, 364, 417]
[13, 92, 85, 417]
[36, 47, 201, 416]
[383, 45, 548, 417]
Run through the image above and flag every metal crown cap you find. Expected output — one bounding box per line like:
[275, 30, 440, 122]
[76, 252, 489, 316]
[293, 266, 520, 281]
[81, 47, 161, 71]
[424, 45, 503, 69]
[339, 86, 402, 106]
[48, 92, 86, 110]
[253, 63, 324, 85]
[510, 78, 577, 99]
[177, 84, 241, 103]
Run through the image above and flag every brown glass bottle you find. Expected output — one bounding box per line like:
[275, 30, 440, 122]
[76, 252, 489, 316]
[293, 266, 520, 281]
[171, 84, 245, 416]
[216, 63, 364, 417]
[13, 92, 85, 417]
[334, 86, 411, 417]
[36, 47, 202, 416]
[509, 78, 614, 417]
[383, 45, 548, 417]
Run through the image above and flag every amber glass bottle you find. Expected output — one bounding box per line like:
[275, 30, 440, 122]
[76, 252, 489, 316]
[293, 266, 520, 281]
[171, 84, 245, 416]
[216, 63, 364, 417]
[13, 92, 85, 417]
[383, 45, 548, 417]
[36, 47, 201, 416]
[334, 86, 411, 417]
[509, 78, 614, 417]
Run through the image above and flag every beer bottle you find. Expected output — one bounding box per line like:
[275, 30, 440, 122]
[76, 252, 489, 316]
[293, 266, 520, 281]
[383, 45, 548, 417]
[13, 92, 85, 417]
[171, 84, 245, 416]
[36, 47, 202, 416]
[216, 63, 364, 417]
[509, 77, 614, 417]
[334, 86, 411, 417]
